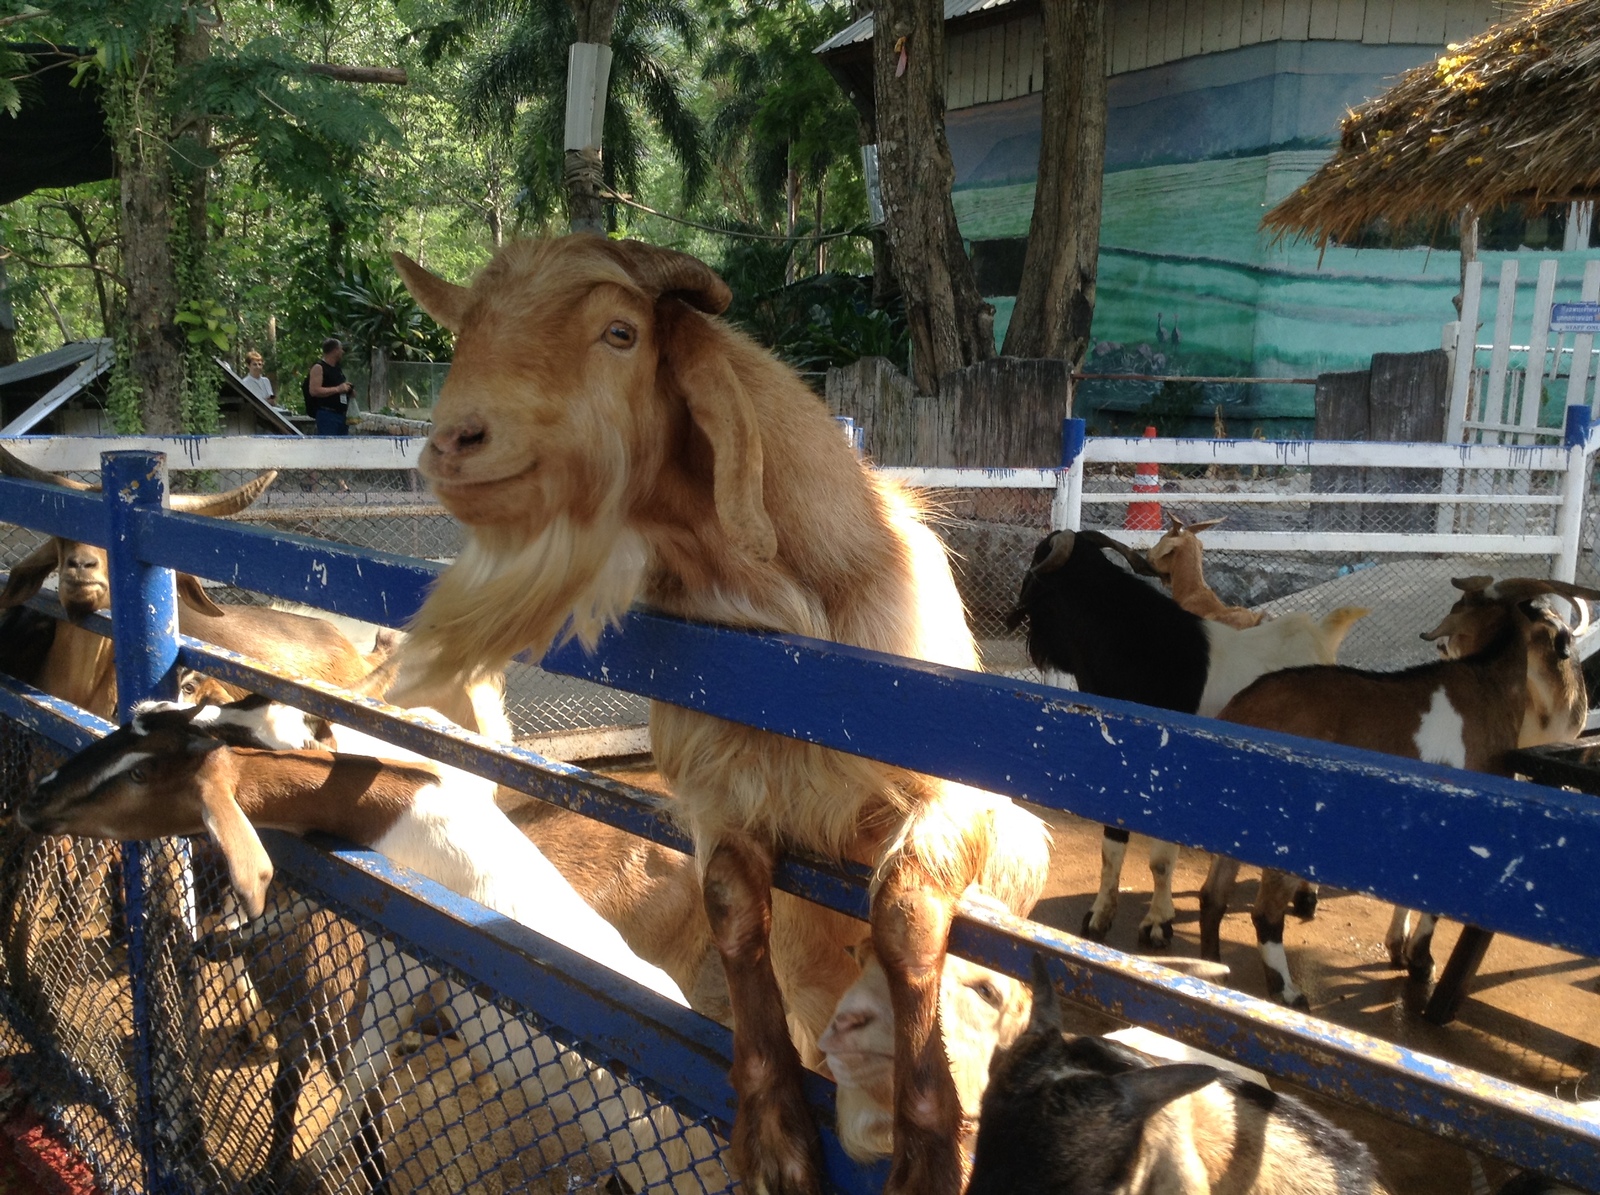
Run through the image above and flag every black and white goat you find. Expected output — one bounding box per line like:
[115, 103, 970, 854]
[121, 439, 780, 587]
[1006, 529, 1367, 946]
[967, 956, 1391, 1195]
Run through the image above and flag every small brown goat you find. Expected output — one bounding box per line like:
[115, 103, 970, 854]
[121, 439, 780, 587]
[390, 235, 1051, 1195]
[1205, 576, 1599, 1005]
[1146, 515, 1264, 629]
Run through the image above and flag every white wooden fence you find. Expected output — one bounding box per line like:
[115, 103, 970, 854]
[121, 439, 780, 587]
[1445, 257, 1600, 446]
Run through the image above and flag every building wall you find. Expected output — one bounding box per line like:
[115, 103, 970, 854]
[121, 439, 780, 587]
[942, 0, 1600, 434]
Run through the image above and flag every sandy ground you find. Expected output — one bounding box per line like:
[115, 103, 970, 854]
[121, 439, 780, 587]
[1020, 803, 1600, 1195]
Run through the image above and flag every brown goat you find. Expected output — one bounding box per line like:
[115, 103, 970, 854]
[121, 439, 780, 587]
[390, 235, 1051, 1195]
[1146, 515, 1264, 629]
[0, 446, 374, 716]
[1204, 577, 1599, 1005]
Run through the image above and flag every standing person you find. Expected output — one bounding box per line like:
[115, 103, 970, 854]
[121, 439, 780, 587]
[303, 337, 354, 436]
[240, 351, 275, 403]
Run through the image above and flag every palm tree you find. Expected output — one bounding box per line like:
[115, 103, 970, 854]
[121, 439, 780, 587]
[424, 0, 708, 232]
[701, 0, 860, 278]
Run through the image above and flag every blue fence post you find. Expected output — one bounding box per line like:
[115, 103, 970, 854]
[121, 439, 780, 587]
[103, 451, 184, 1193]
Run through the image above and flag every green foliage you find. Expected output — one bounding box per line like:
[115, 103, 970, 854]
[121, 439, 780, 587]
[329, 259, 453, 362]
[729, 271, 908, 376]
[174, 298, 237, 351]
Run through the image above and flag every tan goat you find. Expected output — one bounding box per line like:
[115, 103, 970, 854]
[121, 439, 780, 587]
[0, 446, 374, 716]
[390, 235, 1052, 1195]
[1146, 515, 1264, 629]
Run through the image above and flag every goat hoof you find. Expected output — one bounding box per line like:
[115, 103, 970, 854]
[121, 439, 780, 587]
[1386, 944, 1406, 970]
[1288, 992, 1311, 1011]
[1137, 920, 1174, 948]
[1407, 959, 1435, 984]
[1292, 889, 1319, 920]
[1080, 912, 1110, 942]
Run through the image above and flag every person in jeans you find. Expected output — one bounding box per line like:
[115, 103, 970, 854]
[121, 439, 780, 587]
[303, 337, 354, 436]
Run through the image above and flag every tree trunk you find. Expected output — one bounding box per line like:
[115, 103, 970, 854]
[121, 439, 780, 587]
[1002, 0, 1107, 364]
[872, 0, 994, 394]
[785, 156, 800, 284]
[565, 0, 620, 235]
[0, 238, 20, 366]
[116, 44, 185, 435]
[1455, 205, 1479, 318]
[815, 180, 826, 276]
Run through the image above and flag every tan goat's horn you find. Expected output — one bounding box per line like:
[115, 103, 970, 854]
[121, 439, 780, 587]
[1030, 530, 1076, 575]
[167, 471, 278, 515]
[0, 442, 96, 491]
[609, 240, 733, 315]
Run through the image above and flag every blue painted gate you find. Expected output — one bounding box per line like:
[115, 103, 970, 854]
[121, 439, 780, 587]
[0, 448, 1596, 1194]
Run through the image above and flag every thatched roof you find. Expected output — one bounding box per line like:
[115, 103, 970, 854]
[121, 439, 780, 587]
[1263, 0, 1600, 246]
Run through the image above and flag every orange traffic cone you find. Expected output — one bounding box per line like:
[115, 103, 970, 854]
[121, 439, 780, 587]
[1125, 426, 1162, 530]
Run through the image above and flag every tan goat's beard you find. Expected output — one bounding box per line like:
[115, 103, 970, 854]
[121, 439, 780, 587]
[405, 513, 648, 691]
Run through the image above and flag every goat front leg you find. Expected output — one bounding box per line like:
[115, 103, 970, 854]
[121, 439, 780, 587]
[873, 857, 963, 1195]
[1137, 839, 1178, 948]
[1081, 827, 1129, 941]
[1253, 869, 1308, 1009]
[703, 834, 822, 1195]
[1198, 856, 1240, 962]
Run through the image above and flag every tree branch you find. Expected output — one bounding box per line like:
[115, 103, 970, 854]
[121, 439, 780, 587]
[0, 247, 124, 285]
[302, 63, 408, 86]
[0, 10, 45, 29]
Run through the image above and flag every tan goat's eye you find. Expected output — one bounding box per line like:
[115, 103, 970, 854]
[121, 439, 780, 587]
[129, 766, 148, 784]
[603, 321, 637, 349]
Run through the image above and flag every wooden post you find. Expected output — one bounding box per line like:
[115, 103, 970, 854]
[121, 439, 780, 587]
[1310, 368, 1370, 532]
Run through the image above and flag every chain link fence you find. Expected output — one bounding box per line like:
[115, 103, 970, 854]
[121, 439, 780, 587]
[0, 718, 735, 1195]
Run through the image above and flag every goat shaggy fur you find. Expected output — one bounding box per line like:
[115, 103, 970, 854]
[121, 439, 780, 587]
[390, 234, 1051, 1195]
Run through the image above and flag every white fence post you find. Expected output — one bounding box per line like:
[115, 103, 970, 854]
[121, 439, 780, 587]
[1052, 418, 1086, 531]
[1556, 405, 1595, 583]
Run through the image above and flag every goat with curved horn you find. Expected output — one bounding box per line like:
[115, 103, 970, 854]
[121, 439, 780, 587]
[0, 441, 277, 514]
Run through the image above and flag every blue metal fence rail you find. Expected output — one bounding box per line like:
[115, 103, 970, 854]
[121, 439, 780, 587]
[1, 450, 1599, 1191]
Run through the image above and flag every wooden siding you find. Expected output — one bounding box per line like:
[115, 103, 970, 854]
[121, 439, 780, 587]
[945, 0, 1503, 105]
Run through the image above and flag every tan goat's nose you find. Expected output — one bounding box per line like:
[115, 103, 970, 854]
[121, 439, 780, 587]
[431, 418, 488, 456]
[827, 1009, 873, 1037]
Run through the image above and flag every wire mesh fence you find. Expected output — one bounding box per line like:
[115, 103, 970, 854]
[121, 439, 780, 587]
[0, 718, 736, 1195]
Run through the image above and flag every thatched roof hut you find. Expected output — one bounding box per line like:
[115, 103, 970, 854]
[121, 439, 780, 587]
[1263, 0, 1600, 246]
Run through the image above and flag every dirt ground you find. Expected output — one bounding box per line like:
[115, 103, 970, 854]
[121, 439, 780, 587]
[1023, 804, 1600, 1195]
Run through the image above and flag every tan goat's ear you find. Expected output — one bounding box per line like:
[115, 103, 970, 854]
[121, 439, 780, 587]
[392, 253, 470, 334]
[0, 540, 62, 608]
[1186, 517, 1226, 534]
[196, 770, 272, 920]
[665, 310, 777, 563]
[609, 240, 732, 315]
[175, 574, 226, 618]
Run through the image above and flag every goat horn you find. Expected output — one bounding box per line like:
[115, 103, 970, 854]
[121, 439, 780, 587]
[608, 240, 733, 315]
[1030, 531, 1077, 575]
[1483, 577, 1600, 605]
[1077, 530, 1160, 577]
[0, 442, 96, 491]
[168, 471, 278, 515]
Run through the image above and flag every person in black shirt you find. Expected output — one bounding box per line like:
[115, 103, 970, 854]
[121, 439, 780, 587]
[303, 337, 354, 435]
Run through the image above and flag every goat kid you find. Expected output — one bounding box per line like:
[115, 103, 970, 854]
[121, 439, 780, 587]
[1147, 515, 1265, 630]
[967, 957, 1391, 1195]
[1207, 577, 1599, 1004]
[390, 234, 1052, 1194]
[1006, 529, 1365, 947]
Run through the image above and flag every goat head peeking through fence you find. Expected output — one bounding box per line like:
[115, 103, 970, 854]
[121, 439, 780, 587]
[391, 234, 1052, 1195]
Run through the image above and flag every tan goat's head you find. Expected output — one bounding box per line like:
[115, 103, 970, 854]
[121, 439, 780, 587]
[1146, 514, 1224, 581]
[1421, 575, 1598, 659]
[394, 235, 781, 680]
[0, 444, 276, 621]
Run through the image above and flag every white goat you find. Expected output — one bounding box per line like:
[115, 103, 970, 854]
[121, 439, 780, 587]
[20, 703, 733, 1194]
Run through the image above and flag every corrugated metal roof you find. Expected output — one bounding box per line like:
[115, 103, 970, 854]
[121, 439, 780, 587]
[0, 339, 114, 436]
[814, 0, 1019, 55]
